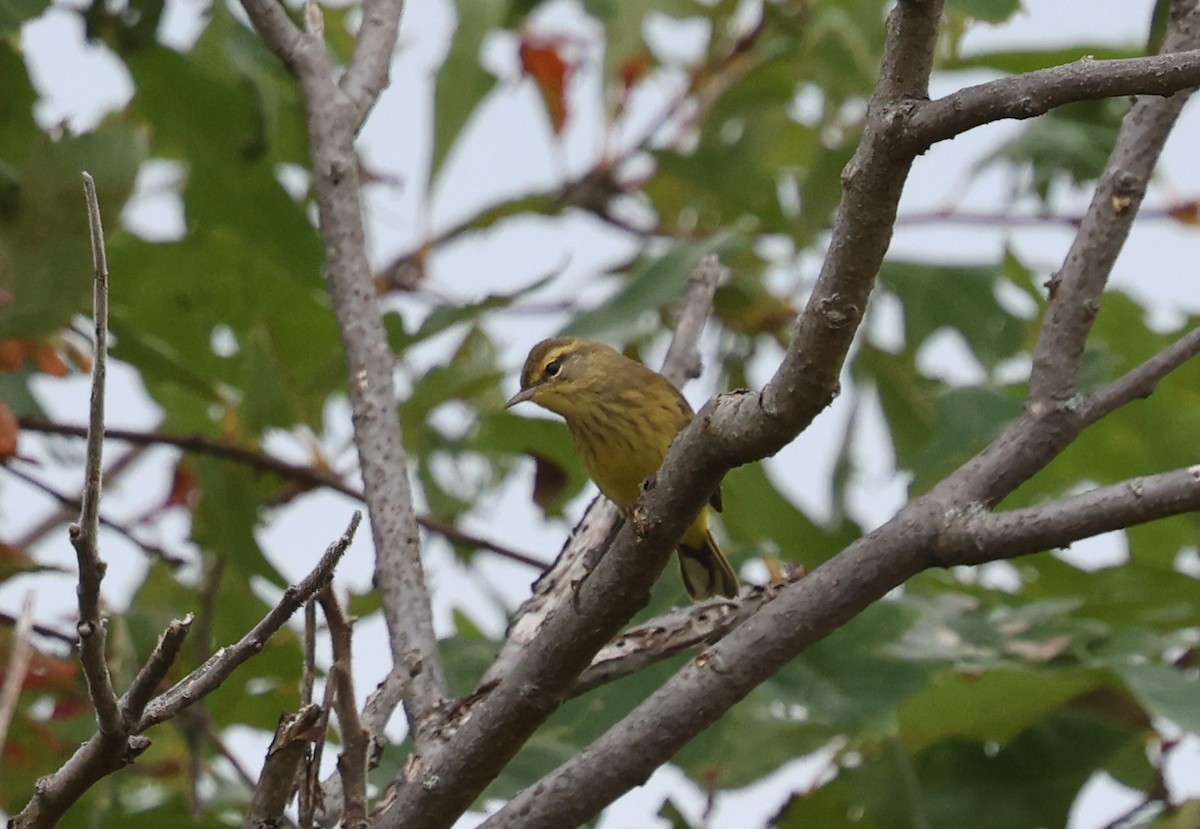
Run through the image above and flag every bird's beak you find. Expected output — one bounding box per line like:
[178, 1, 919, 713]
[504, 387, 536, 409]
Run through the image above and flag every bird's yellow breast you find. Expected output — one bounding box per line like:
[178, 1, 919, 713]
[563, 388, 690, 509]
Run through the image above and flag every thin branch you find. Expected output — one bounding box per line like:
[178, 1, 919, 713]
[317, 665, 408, 820]
[298, 598, 320, 828]
[908, 49, 1200, 147]
[941, 466, 1200, 566]
[13, 443, 148, 552]
[571, 578, 794, 697]
[0, 590, 36, 775]
[2, 463, 188, 567]
[120, 615, 193, 723]
[241, 0, 448, 738]
[341, 0, 405, 129]
[894, 203, 1197, 229]
[243, 704, 323, 829]
[16, 417, 543, 569]
[137, 511, 360, 731]
[1082, 324, 1200, 425]
[660, 254, 726, 386]
[0, 610, 75, 646]
[319, 586, 370, 828]
[9, 516, 358, 829]
[69, 172, 122, 738]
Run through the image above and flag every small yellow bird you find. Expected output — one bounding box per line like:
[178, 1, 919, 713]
[505, 337, 739, 600]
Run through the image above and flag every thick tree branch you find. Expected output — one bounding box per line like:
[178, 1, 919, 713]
[379, 4, 947, 827]
[376, 235, 727, 829]
[478, 7, 1200, 826]
[908, 49, 1200, 146]
[929, 0, 1200, 509]
[239, 0, 448, 736]
[1028, 15, 1200, 404]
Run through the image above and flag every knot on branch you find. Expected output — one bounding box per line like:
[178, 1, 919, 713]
[816, 295, 859, 329]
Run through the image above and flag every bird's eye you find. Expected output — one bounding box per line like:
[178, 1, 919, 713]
[545, 359, 563, 378]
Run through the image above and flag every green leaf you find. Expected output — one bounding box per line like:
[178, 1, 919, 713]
[0, 123, 147, 339]
[674, 602, 934, 789]
[945, 0, 1021, 23]
[0, 0, 48, 34]
[720, 462, 860, 570]
[898, 667, 1115, 754]
[910, 385, 1024, 494]
[563, 229, 750, 340]
[879, 260, 1029, 370]
[429, 0, 505, 188]
[983, 99, 1126, 199]
[1112, 660, 1200, 735]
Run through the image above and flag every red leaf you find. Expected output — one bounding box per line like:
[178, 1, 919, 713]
[0, 402, 18, 461]
[164, 461, 199, 510]
[0, 339, 31, 371]
[520, 38, 571, 134]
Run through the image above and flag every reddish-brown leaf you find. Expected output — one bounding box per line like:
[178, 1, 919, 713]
[530, 452, 569, 510]
[520, 38, 571, 134]
[31, 341, 70, 377]
[0, 402, 18, 461]
[1168, 198, 1200, 225]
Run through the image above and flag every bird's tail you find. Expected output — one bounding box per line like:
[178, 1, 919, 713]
[677, 527, 739, 600]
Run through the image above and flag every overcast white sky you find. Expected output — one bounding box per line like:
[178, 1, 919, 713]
[6, 1, 1200, 826]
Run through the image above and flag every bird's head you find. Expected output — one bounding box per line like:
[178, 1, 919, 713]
[504, 337, 620, 418]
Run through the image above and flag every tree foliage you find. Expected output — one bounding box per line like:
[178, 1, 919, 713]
[2, 0, 1200, 827]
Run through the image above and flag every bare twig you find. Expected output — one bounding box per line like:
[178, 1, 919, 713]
[571, 578, 793, 697]
[16, 417, 543, 569]
[0, 590, 36, 774]
[121, 616, 193, 722]
[341, 0, 406, 129]
[13, 443, 149, 552]
[2, 463, 188, 567]
[9, 515, 358, 829]
[1083, 324, 1200, 425]
[319, 586, 370, 828]
[943, 466, 1200, 566]
[138, 511, 361, 731]
[660, 254, 726, 386]
[69, 172, 121, 737]
[0, 609, 75, 646]
[243, 704, 323, 829]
